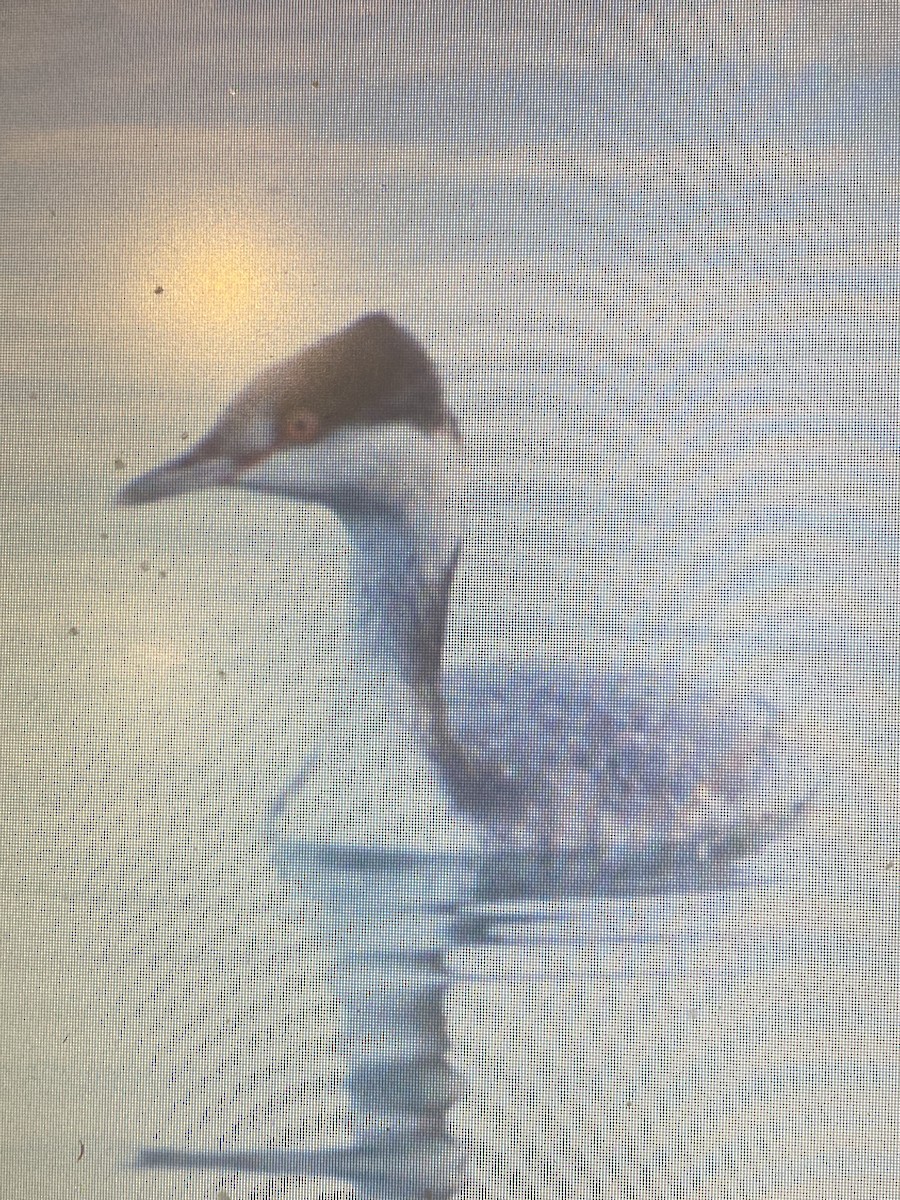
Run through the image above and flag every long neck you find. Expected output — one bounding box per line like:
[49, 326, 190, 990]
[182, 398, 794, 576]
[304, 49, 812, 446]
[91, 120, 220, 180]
[342, 505, 460, 738]
[271, 438, 480, 851]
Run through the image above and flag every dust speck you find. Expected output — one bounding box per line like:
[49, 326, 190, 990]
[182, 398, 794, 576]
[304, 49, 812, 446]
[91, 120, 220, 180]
[154, 285, 164, 295]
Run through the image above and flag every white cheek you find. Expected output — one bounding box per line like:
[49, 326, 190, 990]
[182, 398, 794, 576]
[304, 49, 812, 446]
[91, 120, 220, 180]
[240, 443, 342, 496]
[239, 424, 461, 510]
[356, 425, 459, 506]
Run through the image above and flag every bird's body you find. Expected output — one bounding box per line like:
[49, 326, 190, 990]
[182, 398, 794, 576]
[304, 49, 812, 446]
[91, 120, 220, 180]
[444, 662, 785, 851]
[118, 313, 809, 873]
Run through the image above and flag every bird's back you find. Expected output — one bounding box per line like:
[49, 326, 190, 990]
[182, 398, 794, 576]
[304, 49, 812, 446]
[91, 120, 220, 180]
[442, 662, 813, 889]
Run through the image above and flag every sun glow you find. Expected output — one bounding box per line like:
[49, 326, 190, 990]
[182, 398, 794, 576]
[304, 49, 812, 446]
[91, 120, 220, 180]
[128, 212, 323, 386]
[114, 634, 189, 685]
[150, 222, 268, 332]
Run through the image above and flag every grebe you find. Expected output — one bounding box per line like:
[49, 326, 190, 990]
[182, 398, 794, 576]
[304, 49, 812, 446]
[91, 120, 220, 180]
[117, 313, 806, 872]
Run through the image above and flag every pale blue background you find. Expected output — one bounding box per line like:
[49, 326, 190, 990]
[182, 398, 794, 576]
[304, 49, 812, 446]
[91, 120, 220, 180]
[1, 4, 898, 1197]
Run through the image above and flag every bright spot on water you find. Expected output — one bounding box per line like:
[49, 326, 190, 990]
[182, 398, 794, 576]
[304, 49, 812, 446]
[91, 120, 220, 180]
[150, 224, 266, 331]
[118, 634, 187, 681]
[114, 211, 325, 393]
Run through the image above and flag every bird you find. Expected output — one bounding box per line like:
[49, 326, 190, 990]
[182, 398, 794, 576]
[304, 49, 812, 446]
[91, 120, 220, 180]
[117, 312, 809, 885]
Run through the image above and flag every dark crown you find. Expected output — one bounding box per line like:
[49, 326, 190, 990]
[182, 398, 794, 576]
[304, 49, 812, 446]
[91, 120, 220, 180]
[257, 313, 450, 433]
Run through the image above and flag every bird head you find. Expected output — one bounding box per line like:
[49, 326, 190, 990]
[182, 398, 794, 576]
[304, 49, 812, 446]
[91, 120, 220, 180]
[116, 313, 459, 516]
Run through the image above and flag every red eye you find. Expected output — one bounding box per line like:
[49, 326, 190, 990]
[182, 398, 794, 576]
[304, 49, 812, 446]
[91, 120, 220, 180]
[283, 410, 320, 444]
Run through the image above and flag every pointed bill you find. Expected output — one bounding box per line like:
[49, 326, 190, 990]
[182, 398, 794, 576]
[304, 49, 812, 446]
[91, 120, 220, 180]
[115, 448, 236, 506]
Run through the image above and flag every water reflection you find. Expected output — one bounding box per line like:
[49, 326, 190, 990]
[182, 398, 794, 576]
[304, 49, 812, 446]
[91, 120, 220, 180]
[137, 682, 818, 1198]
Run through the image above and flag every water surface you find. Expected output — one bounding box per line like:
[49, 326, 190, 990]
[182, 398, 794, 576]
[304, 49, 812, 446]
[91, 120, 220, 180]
[1, 6, 898, 1198]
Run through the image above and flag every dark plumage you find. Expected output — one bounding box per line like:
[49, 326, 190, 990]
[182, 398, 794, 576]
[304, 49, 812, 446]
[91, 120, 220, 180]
[241, 312, 452, 434]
